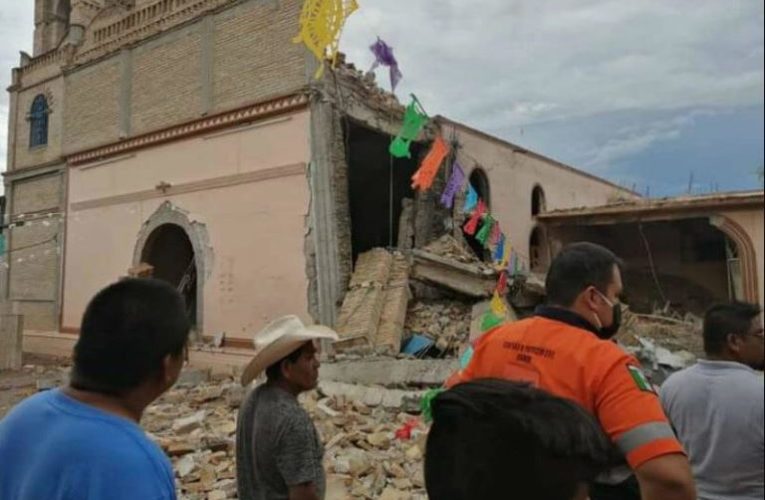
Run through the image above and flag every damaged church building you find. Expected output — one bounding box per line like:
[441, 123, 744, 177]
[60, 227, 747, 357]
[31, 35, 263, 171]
[537, 191, 764, 316]
[6, 0, 652, 362]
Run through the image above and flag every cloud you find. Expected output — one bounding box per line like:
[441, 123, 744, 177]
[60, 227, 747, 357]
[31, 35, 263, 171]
[342, 0, 763, 129]
[582, 112, 708, 171]
[0, 0, 762, 197]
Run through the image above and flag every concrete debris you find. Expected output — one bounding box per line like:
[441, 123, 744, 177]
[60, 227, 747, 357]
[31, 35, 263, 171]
[151, 369, 432, 499]
[318, 380, 424, 412]
[320, 358, 458, 387]
[376, 255, 412, 353]
[620, 309, 704, 357]
[411, 249, 497, 298]
[348, 249, 393, 289]
[507, 273, 546, 310]
[176, 368, 211, 387]
[309, 388, 429, 499]
[143, 369, 433, 499]
[172, 410, 208, 434]
[622, 336, 697, 385]
[336, 249, 411, 353]
[421, 235, 490, 270]
[405, 300, 472, 354]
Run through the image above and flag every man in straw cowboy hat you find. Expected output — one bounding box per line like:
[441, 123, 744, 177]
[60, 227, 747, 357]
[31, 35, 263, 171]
[236, 316, 338, 500]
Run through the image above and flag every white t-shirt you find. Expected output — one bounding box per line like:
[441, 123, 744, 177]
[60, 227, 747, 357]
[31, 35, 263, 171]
[661, 360, 764, 500]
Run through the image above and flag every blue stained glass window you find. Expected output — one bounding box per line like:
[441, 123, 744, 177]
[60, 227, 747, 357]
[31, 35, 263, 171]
[29, 95, 49, 148]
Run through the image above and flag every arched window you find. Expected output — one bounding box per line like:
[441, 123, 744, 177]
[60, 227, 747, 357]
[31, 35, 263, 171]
[469, 168, 491, 209]
[531, 184, 546, 217]
[29, 95, 49, 148]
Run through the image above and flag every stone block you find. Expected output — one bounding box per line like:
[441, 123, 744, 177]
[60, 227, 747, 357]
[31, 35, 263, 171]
[348, 249, 393, 289]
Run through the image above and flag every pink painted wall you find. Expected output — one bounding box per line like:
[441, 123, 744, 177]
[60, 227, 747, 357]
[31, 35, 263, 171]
[63, 111, 312, 342]
[722, 208, 764, 308]
[450, 125, 637, 268]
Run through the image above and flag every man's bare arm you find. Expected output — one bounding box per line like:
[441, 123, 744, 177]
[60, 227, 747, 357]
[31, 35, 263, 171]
[635, 453, 696, 500]
[288, 482, 320, 500]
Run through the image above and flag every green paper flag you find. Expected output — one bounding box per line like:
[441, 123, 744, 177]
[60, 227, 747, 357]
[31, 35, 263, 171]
[475, 215, 495, 247]
[481, 310, 505, 332]
[421, 387, 446, 423]
[390, 96, 428, 158]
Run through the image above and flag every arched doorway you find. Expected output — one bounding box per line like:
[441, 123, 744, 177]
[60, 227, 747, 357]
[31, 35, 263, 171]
[133, 202, 211, 336]
[141, 224, 198, 327]
[465, 168, 492, 259]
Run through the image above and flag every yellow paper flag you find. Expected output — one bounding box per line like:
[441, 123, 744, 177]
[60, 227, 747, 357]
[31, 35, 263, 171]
[490, 291, 507, 317]
[294, 0, 359, 79]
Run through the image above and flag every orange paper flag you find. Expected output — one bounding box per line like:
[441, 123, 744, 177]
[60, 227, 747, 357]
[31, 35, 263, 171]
[411, 135, 450, 191]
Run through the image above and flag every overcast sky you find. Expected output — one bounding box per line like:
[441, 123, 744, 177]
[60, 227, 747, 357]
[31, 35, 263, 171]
[2, 0, 763, 196]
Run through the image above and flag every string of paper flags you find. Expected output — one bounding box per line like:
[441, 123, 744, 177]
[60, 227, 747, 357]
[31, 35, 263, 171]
[296, 1, 529, 440]
[292, 1, 527, 329]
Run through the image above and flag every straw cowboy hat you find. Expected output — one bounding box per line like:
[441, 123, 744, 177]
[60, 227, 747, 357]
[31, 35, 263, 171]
[240, 315, 339, 386]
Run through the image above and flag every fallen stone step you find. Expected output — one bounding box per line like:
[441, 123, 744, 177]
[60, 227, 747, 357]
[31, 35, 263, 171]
[411, 249, 497, 298]
[320, 358, 457, 387]
[318, 381, 424, 412]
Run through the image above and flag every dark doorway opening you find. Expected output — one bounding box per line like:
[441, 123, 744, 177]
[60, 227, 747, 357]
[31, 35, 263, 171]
[529, 225, 549, 272]
[345, 121, 423, 263]
[465, 168, 492, 259]
[141, 223, 197, 326]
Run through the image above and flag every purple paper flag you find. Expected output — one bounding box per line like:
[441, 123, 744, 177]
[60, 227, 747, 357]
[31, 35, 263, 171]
[370, 37, 403, 91]
[440, 161, 466, 209]
[508, 251, 518, 275]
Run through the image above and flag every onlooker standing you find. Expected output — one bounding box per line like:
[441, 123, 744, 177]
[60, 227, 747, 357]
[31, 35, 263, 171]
[661, 302, 764, 500]
[425, 379, 615, 500]
[447, 242, 696, 500]
[236, 316, 338, 500]
[0, 279, 191, 500]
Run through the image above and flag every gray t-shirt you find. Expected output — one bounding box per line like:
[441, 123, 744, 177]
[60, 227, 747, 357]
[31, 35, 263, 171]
[660, 360, 764, 500]
[241, 384, 325, 500]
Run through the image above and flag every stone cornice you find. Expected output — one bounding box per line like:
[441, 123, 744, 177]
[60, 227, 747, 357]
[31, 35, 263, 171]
[66, 92, 310, 166]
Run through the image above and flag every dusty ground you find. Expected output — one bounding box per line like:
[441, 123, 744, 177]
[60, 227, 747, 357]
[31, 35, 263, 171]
[0, 310, 701, 500]
[0, 357, 426, 500]
[0, 355, 71, 419]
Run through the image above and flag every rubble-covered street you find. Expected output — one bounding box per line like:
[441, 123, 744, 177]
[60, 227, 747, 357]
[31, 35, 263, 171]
[0, 358, 432, 500]
[0, 301, 704, 500]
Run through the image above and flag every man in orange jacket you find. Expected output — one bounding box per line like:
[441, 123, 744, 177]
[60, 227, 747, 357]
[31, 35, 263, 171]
[447, 242, 695, 500]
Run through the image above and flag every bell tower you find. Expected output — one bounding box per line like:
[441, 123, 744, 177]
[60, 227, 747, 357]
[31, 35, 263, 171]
[33, 0, 71, 55]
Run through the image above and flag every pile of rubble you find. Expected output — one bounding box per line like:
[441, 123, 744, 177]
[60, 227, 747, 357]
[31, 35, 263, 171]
[306, 392, 428, 500]
[619, 310, 702, 384]
[404, 300, 472, 351]
[143, 370, 430, 499]
[334, 236, 500, 358]
[1, 359, 436, 500]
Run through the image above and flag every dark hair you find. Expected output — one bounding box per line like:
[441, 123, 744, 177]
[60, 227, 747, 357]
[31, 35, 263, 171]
[425, 379, 614, 500]
[703, 302, 762, 355]
[265, 343, 306, 381]
[70, 278, 191, 395]
[546, 242, 623, 307]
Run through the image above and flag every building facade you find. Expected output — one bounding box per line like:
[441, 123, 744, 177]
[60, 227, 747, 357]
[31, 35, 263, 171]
[4, 0, 635, 354]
